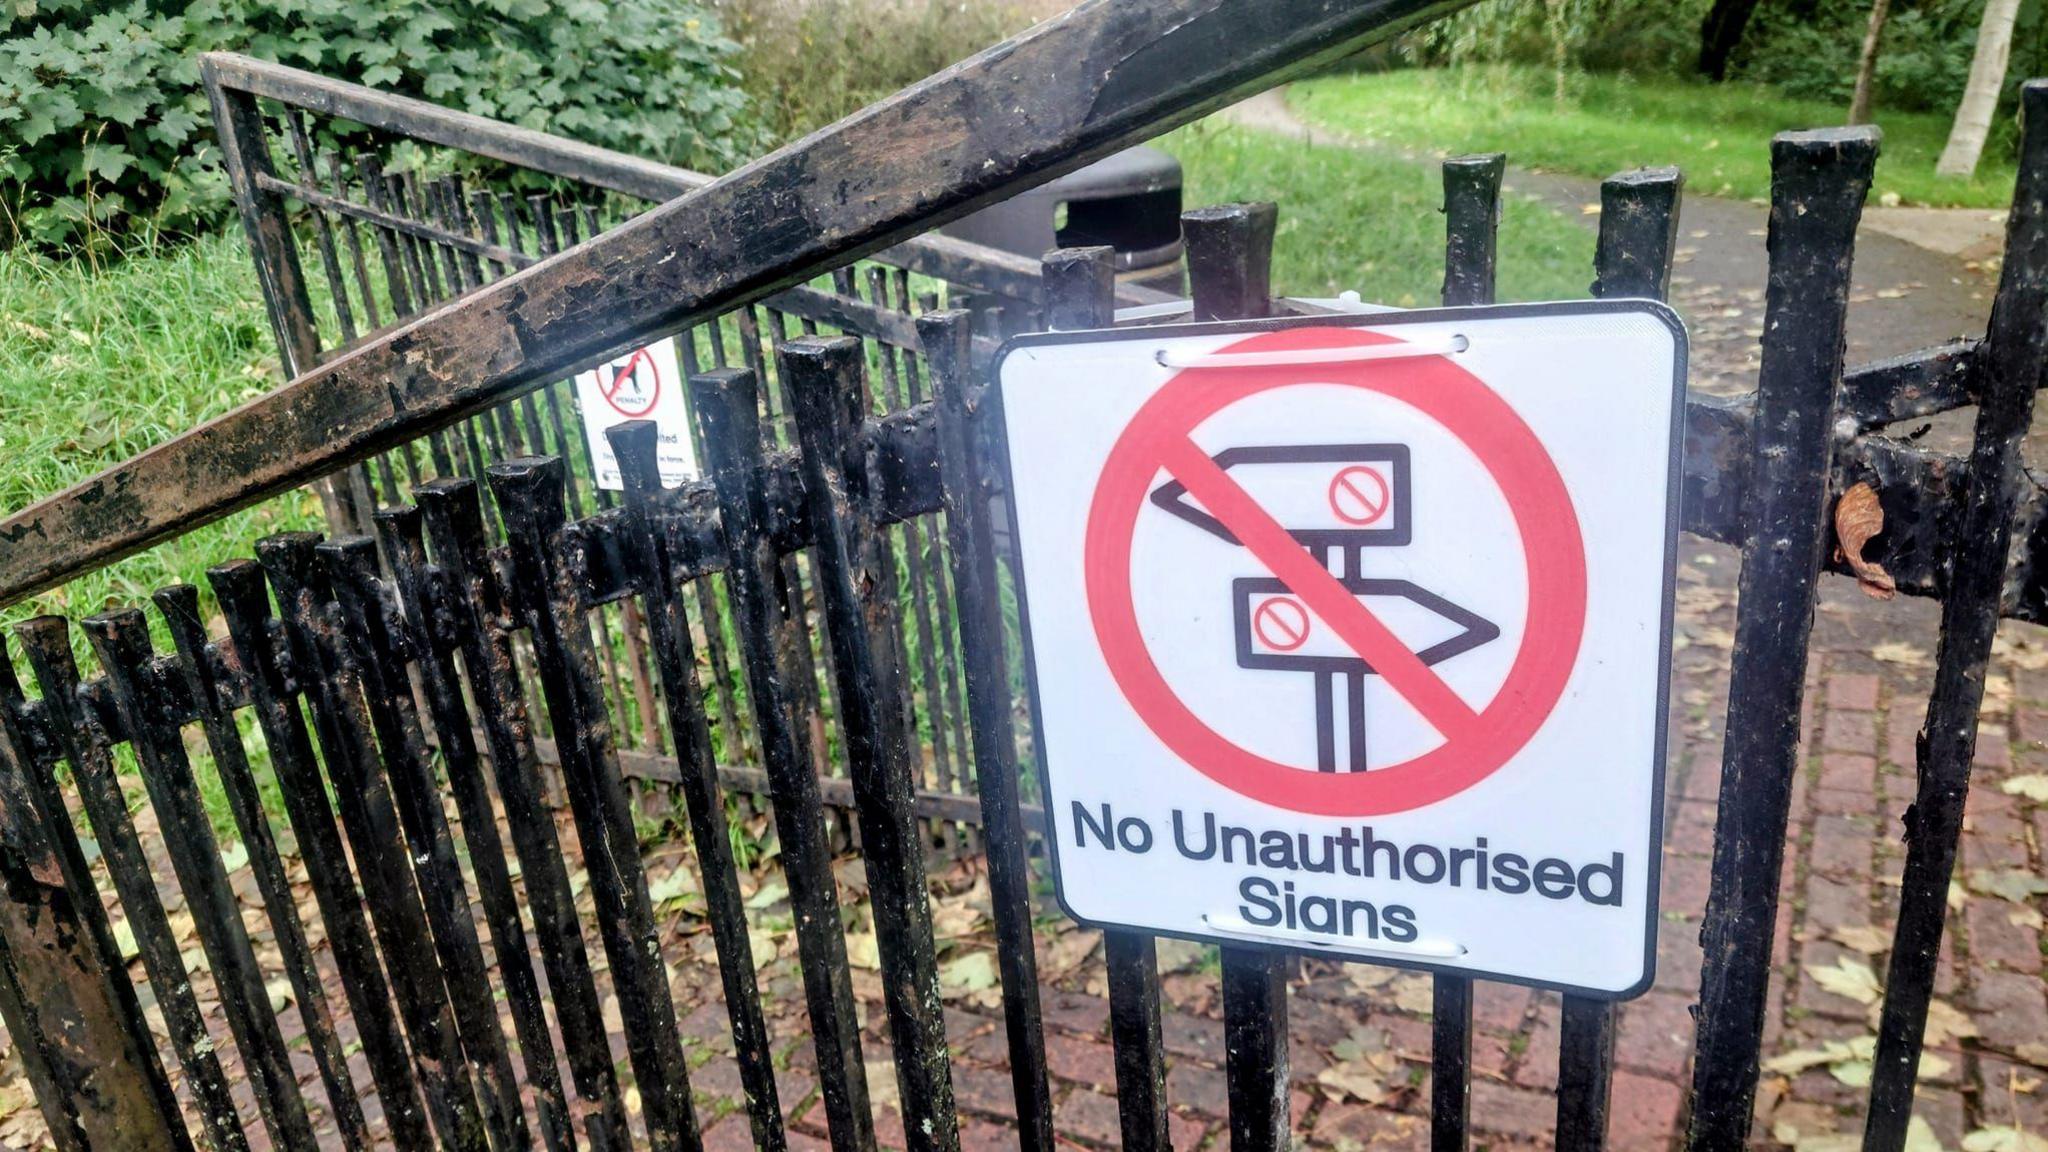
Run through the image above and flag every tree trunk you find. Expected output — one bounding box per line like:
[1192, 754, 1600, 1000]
[1937, 0, 2024, 177]
[1698, 0, 1764, 80]
[1847, 0, 1891, 125]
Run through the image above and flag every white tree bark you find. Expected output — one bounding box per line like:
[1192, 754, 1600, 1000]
[1937, 0, 2023, 177]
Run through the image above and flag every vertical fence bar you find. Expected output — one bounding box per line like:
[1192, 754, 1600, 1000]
[203, 66, 320, 377]
[209, 559, 441, 1151]
[372, 511, 583, 1152]
[693, 369, 878, 1152]
[785, 337, 962, 1152]
[328, 151, 384, 330]
[1551, 164, 1684, 1152]
[608, 423, 786, 1152]
[1039, 245, 1172, 1152]
[154, 584, 375, 1152]
[926, 306, 1056, 1152]
[285, 109, 357, 344]
[0, 642, 187, 1152]
[320, 537, 531, 1152]
[14, 619, 254, 1152]
[360, 155, 416, 320]
[489, 458, 702, 1152]
[83, 610, 322, 1152]
[1432, 155, 1505, 1152]
[258, 535, 495, 1152]
[1182, 202, 1291, 1152]
[1865, 82, 2048, 1152]
[417, 477, 632, 1152]
[1684, 127, 1881, 1152]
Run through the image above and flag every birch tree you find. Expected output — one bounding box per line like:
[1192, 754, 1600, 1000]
[1937, 0, 2024, 177]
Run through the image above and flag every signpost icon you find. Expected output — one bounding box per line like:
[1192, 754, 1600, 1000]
[1151, 443, 1497, 772]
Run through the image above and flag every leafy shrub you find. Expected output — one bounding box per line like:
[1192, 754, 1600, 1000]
[1, 0, 765, 249]
[715, 0, 1048, 141]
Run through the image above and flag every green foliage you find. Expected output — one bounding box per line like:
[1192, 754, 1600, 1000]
[1290, 65, 2019, 208]
[0, 0, 763, 249]
[1165, 118, 1593, 306]
[0, 227, 324, 631]
[716, 0, 1036, 140]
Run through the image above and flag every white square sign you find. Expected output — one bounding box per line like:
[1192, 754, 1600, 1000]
[995, 302, 1685, 997]
[573, 337, 698, 489]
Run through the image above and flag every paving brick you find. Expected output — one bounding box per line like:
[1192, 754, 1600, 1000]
[1041, 991, 1109, 1038]
[1801, 873, 1872, 933]
[1964, 895, 2043, 974]
[1167, 1061, 1229, 1119]
[1659, 855, 1712, 920]
[1975, 725, 2013, 771]
[1045, 1034, 1118, 1090]
[703, 1116, 755, 1152]
[1972, 969, 2048, 1051]
[1665, 801, 1716, 857]
[1473, 984, 1530, 1033]
[1616, 992, 1694, 1078]
[959, 1117, 1018, 1152]
[1466, 1080, 1554, 1141]
[1310, 1103, 1427, 1151]
[1605, 1070, 1682, 1149]
[1823, 711, 1878, 755]
[1162, 1013, 1227, 1062]
[1808, 814, 1875, 879]
[954, 1064, 1019, 1120]
[1655, 919, 1703, 993]
[1827, 672, 1880, 712]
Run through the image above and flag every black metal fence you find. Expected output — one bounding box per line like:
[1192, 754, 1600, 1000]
[2, 6, 2047, 1152]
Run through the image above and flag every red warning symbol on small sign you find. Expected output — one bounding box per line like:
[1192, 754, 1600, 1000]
[600, 346, 662, 418]
[1084, 326, 1589, 816]
[1250, 596, 1311, 652]
[1328, 465, 1390, 526]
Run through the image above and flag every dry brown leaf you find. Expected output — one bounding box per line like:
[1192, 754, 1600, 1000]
[1834, 483, 1897, 599]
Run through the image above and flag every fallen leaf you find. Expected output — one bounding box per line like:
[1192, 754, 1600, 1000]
[1811, 957, 1883, 1005]
[1968, 869, 2048, 905]
[1831, 924, 1893, 955]
[1875, 642, 1930, 667]
[1905, 1116, 1951, 1152]
[266, 977, 293, 1014]
[1764, 1045, 1850, 1076]
[845, 930, 880, 971]
[2012, 906, 2046, 930]
[1964, 1128, 2048, 1152]
[1924, 999, 1979, 1047]
[1156, 939, 1207, 974]
[1833, 483, 1896, 599]
[744, 881, 789, 910]
[2002, 775, 2048, 802]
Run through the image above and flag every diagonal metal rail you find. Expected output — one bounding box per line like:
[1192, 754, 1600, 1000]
[0, 0, 1469, 606]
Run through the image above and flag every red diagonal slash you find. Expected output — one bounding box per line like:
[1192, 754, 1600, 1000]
[1159, 435, 1481, 740]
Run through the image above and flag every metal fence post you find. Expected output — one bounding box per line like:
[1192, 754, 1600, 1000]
[1183, 202, 1293, 1152]
[0, 669, 188, 1152]
[1864, 81, 2048, 1152]
[1041, 244, 1176, 1152]
[1555, 164, 1684, 1152]
[1684, 126, 1881, 1151]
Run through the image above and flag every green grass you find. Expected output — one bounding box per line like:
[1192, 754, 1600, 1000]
[0, 231, 324, 634]
[1288, 65, 2018, 210]
[1166, 116, 1595, 305]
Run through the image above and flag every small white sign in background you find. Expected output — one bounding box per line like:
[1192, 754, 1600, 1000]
[573, 337, 697, 489]
[995, 302, 1685, 997]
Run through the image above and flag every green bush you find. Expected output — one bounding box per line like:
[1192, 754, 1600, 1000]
[1, 0, 765, 249]
[716, 0, 1041, 141]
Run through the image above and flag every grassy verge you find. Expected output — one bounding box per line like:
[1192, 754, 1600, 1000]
[1166, 117, 1594, 305]
[1288, 65, 2016, 210]
[0, 232, 325, 633]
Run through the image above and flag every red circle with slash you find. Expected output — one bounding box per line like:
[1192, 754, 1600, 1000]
[1084, 326, 1587, 816]
[601, 346, 662, 418]
[1252, 597, 1312, 652]
[1328, 465, 1391, 525]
